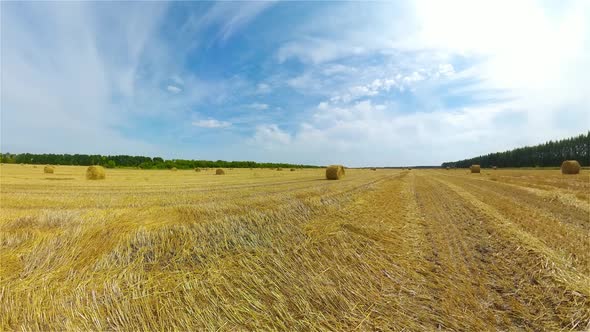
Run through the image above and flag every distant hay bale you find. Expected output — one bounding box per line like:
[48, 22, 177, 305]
[276, 168, 283, 171]
[195, 168, 201, 172]
[445, 167, 450, 170]
[492, 166, 497, 170]
[216, 168, 225, 175]
[290, 168, 295, 171]
[171, 167, 177, 171]
[470, 165, 481, 173]
[86, 165, 106, 180]
[326, 165, 345, 180]
[561, 160, 581, 174]
[44, 166, 55, 174]
[371, 168, 377, 171]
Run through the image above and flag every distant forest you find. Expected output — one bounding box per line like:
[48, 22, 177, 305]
[442, 132, 589, 168]
[0, 153, 319, 169]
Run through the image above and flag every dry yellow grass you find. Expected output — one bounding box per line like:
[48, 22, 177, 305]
[0, 164, 588, 330]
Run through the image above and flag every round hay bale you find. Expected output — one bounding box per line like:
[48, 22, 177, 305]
[371, 168, 377, 171]
[216, 168, 225, 175]
[86, 165, 106, 180]
[326, 165, 345, 180]
[195, 168, 201, 172]
[44, 166, 55, 174]
[492, 166, 497, 170]
[171, 167, 177, 171]
[276, 168, 283, 171]
[290, 168, 295, 171]
[561, 160, 581, 174]
[470, 165, 481, 173]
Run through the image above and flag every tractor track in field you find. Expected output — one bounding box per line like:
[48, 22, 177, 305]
[413, 173, 513, 330]
[436, 171, 589, 228]
[437, 171, 590, 214]
[412, 172, 590, 331]
[292, 171, 590, 330]
[432, 172, 590, 275]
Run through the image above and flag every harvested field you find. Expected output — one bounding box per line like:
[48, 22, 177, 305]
[0, 164, 588, 330]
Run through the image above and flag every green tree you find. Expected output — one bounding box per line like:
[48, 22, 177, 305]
[442, 132, 589, 168]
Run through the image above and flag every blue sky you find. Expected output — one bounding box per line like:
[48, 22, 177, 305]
[2, 1, 589, 166]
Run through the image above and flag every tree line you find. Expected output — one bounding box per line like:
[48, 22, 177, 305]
[442, 132, 589, 168]
[0, 153, 319, 169]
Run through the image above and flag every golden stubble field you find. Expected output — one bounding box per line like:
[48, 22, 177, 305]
[0, 164, 589, 331]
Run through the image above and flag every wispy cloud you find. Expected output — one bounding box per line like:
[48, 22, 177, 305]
[171, 75, 185, 86]
[251, 124, 291, 148]
[1, 2, 170, 155]
[256, 83, 272, 94]
[246, 103, 269, 110]
[167, 85, 182, 93]
[192, 119, 232, 129]
[2, 1, 587, 165]
[182, 1, 276, 43]
[1, 1, 253, 155]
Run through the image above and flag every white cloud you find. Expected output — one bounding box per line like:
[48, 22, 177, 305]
[246, 103, 269, 110]
[1, 2, 241, 155]
[436, 64, 455, 77]
[171, 75, 185, 85]
[3, 1, 587, 166]
[278, 37, 368, 64]
[256, 83, 271, 94]
[325, 66, 450, 104]
[251, 124, 291, 148]
[245, 99, 532, 166]
[317, 102, 329, 110]
[167, 85, 182, 93]
[407, 0, 590, 142]
[267, 0, 590, 165]
[322, 64, 358, 76]
[192, 119, 232, 128]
